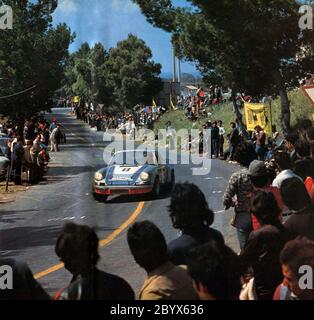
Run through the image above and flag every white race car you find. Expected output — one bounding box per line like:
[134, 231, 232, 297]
[93, 150, 175, 201]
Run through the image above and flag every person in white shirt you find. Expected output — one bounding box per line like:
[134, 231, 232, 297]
[272, 151, 302, 189]
[218, 120, 226, 158]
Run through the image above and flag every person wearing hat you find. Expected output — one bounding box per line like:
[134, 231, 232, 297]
[248, 160, 284, 230]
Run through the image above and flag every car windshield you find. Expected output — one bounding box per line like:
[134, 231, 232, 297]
[110, 151, 156, 166]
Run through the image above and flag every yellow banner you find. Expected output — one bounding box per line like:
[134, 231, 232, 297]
[152, 98, 157, 107]
[73, 96, 80, 104]
[244, 103, 272, 136]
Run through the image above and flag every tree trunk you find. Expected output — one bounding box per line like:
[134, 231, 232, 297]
[275, 70, 291, 136]
[231, 89, 250, 140]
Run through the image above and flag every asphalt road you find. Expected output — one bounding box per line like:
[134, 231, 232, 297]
[0, 108, 239, 298]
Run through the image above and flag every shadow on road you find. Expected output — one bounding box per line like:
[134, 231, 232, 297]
[0, 225, 64, 252]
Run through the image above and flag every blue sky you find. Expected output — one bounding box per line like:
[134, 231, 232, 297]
[53, 0, 199, 75]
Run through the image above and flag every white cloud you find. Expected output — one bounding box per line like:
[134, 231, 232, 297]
[111, 0, 138, 13]
[58, 0, 79, 13]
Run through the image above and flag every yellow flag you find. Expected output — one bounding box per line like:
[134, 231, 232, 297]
[152, 98, 157, 107]
[244, 103, 272, 136]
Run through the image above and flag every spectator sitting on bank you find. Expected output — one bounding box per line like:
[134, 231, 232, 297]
[240, 191, 290, 300]
[284, 133, 299, 163]
[280, 178, 314, 240]
[127, 221, 198, 300]
[54, 223, 135, 300]
[0, 258, 50, 300]
[186, 241, 243, 300]
[274, 238, 314, 300]
[294, 139, 311, 160]
[167, 183, 224, 266]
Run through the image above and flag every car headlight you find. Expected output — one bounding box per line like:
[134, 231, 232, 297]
[95, 172, 104, 181]
[140, 172, 150, 181]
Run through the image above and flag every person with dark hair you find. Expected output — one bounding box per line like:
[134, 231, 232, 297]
[127, 221, 197, 300]
[223, 143, 256, 250]
[55, 223, 134, 300]
[167, 183, 224, 265]
[0, 258, 50, 300]
[186, 241, 243, 300]
[285, 133, 299, 163]
[218, 120, 225, 158]
[272, 151, 302, 189]
[12, 136, 24, 185]
[248, 161, 284, 230]
[229, 122, 240, 161]
[294, 158, 314, 204]
[280, 178, 314, 240]
[211, 121, 220, 158]
[298, 119, 312, 141]
[240, 191, 290, 300]
[306, 127, 314, 142]
[295, 139, 311, 159]
[253, 125, 266, 160]
[274, 239, 314, 300]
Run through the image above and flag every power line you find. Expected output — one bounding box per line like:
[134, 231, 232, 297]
[0, 85, 37, 100]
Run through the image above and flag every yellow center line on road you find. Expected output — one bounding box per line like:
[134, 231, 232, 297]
[34, 201, 145, 280]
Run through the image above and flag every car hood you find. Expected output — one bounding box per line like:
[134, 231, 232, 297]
[104, 164, 151, 183]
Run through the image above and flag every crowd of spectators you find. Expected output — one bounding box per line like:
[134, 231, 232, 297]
[0, 114, 64, 185]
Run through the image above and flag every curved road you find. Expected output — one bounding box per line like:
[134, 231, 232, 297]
[0, 109, 239, 297]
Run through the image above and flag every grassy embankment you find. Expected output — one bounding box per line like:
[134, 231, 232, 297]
[153, 89, 314, 134]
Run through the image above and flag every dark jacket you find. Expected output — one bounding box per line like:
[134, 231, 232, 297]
[57, 268, 135, 300]
[168, 225, 225, 266]
[240, 224, 291, 300]
[0, 258, 50, 300]
[284, 206, 314, 240]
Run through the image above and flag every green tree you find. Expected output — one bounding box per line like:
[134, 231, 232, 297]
[105, 34, 163, 110]
[0, 0, 74, 120]
[133, 0, 314, 134]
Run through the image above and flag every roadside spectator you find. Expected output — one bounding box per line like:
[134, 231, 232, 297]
[218, 120, 225, 158]
[272, 151, 302, 189]
[253, 125, 266, 160]
[167, 183, 224, 265]
[240, 191, 290, 300]
[294, 158, 314, 203]
[295, 139, 311, 159]
[285, 133, 299, 163]
[274, 239, 314, 300]
[50, 124, 62, 152]
[211, 121, 220, 158]
[248, 160, 284, 230]
[186, 241, 243, 300]
[127, 221, 198, 300]
[55, 223, 134, 300]
[0, 258, 50, 300]
[12, 136, 24, 185]
[280, 178, 314, 240]
[223, 142, 256, 250]
[229, 122, 240, 161]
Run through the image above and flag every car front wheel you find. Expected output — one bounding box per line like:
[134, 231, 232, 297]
[152, 177, 161, 198]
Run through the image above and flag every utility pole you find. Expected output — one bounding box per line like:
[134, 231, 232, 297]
[172, 46, 177, 83]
